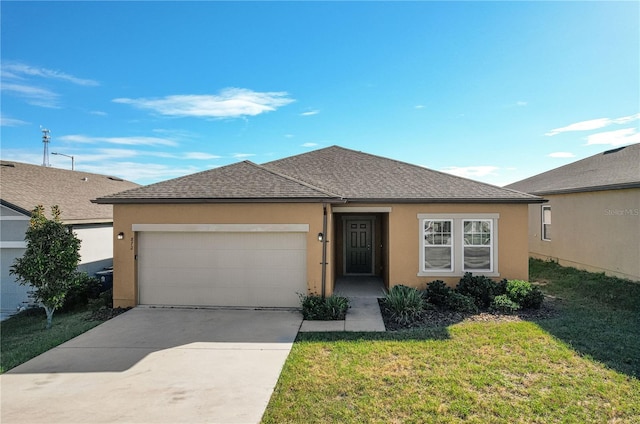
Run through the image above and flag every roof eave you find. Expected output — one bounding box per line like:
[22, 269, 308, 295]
[344, 197, 546, 204]
[94, 197, 346, 205]
[528, 182, 640, 196]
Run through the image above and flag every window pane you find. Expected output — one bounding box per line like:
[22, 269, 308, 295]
[464, 247, 491, 270]
[424, 220, 451, 246]
[425, 247, 452, 270]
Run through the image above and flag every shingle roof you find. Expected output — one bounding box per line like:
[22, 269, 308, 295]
[263, 146, 539, 202]
[99, 160, 338, 202]
[505, 143, 640, 195]
[0, 161, 139, 223]
[96, 146, 542, 204]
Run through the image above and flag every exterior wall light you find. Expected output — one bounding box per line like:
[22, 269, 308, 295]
[117, 232, 125, 240]
[317, 232, 324, 242]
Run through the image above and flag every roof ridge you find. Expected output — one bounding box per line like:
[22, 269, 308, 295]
[248, 161, 342, 198]
[330, 146, 541, 199]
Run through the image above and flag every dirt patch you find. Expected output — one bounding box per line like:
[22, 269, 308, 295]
[87, 307, 132, 322]
[379, 297, 561, 331]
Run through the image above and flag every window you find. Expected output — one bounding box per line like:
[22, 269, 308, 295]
[463, 220, 493, 272]
[423, 220, 453, 271]
[419, 214, 498, 276]
[541, 206, 551, 241]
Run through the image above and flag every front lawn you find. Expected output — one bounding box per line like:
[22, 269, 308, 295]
[262, 259, 640, 423]
[1, 307, 112, 373]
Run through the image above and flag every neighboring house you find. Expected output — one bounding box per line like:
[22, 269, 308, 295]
[96, 146, 543, 309]
[1, 161, 139, 319]
[506, 143, 640, 281]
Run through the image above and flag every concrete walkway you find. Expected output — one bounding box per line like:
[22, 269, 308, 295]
[299, 276, 387, 332]
[1, 307, 302, 424]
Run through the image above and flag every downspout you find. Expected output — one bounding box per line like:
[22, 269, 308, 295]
[321, 203, 328, 299]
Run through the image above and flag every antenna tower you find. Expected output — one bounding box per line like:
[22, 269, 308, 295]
[41, 127, 51, 167]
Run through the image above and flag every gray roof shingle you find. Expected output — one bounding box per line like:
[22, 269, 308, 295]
[96, 146, 542, 204]
[97, 161, 338, 202]
[505, 143, 640, 195]
[1, 161, 139, 223]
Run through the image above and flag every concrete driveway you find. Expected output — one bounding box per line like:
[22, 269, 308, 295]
[0, 307, 302, 424]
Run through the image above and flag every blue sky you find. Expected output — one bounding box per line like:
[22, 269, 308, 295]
[1, 1, 638, 186]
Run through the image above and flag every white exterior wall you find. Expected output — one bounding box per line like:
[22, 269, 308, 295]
[1, 204, 115, 319]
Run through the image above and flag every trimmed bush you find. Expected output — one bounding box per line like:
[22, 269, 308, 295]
[455, 273, 498, 308]
[60, 272, 102, 312]
[424, 280, 452, 306]
[491, 294, 521, 314]
[446, 292, 479, 313]
[506, 280, 544, 309]
[384, 285, 424, 325]
[299, 294, 350, 320]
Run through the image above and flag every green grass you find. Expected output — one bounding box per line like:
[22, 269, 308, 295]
[263, 259, 640, 423]
[0, 307, 103, 373]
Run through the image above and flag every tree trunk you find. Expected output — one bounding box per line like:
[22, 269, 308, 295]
[44, 305, 55, 329]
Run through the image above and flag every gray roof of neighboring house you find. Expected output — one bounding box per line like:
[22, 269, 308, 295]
[505, 143, 640, 195]
[1, 161, 140, 223]
[96, 146, 542, 204]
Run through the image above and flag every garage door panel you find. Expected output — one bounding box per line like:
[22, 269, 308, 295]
[138, 231, 307, 307]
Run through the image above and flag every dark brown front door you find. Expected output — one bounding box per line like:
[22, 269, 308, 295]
[345, 219, 373, 274]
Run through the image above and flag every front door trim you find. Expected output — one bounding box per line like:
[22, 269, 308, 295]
[342, 216, 376, 275]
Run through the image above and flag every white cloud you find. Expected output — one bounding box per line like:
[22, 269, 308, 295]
[78, 162, 200, 184]
[232, 153, 255, 159]
[183, 152, 222, 160]
[516, 101, 528, 106]
[0, 114, 29, 126]
[545, 113, 639, 136]
[1, 83, 59, 108]
[90, 110, 107, 116]
[59, 134, 178, 147]
[548, 152, 575, 158]
[300, 110, 319, 116]
[284, 134, 294, 138]
[113, 88, 295, 119]
[414, 105, 425, 109]
[585, 128, 640, 147]
[2, 62, 99, 86]
[545, 118, 612, 136]
[440, 166, 499, 178]
[301, 142, 318, 148]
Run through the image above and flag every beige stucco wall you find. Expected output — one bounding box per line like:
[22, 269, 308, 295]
[112, 201, 531, 307]
[383, 203, 530, 289]
[527, 188, 640, 281]
[112, 203, 329, 307]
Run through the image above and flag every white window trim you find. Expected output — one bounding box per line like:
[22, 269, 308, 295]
[541, 206, 551, 241]
[422, 219, 454, 272]
[417, 213, 499, 277]
[462, 219, 494, 273]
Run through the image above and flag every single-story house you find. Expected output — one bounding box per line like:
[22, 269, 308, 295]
[95, 146, 544, 309]
[1, 161, 139, 318]
[505, 143, 640, 281]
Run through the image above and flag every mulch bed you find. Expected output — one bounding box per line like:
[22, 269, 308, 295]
[378, 297, 561, 331]
[88, 307, 132, 321]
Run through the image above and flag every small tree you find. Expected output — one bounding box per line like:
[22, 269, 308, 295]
[10, 205, 81, 329]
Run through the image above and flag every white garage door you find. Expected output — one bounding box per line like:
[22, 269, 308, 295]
[138, 231, 307, 308]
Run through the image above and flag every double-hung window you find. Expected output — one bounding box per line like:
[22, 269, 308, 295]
[423, 220, 453, 271]
[541, 206, 551, 241]
[419, 214, 498, 276]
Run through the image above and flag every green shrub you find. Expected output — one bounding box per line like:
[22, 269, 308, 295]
[446, 292, 479, 313]
[299, 293, 349, 320]
[88, 289, 113, 311]
[384, 285, 424, 325]
[61, 272, 102, 312]
[424, 280, 452, 306]
[491, 294, 521, 314]
[495, 278, 508, 296]
[455, 273, 499, 308]
[324, 295, 350, 320]
[506, 280, 544, 309]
